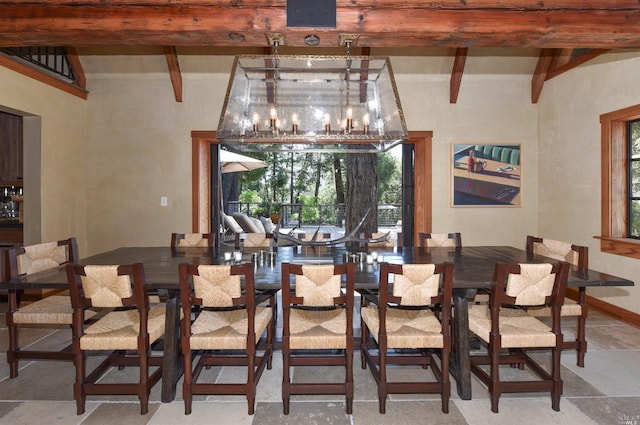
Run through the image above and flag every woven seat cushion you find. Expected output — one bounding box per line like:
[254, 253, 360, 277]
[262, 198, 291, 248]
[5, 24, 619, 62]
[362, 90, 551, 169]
[526, 298, 583, 317]
[178, 233, 210, 247]
[189, 306, 272, 350]
[12, 295, 97, 325]
[361, 306, 443, 349]
[80, 305, 166, 351]
[468, 304, 557, 348]
[288, 308, 347, 349]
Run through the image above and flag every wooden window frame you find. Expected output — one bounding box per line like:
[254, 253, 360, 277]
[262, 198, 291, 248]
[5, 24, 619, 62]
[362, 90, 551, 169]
[599, 104, 640, 258]
[190, 131, 432, 245]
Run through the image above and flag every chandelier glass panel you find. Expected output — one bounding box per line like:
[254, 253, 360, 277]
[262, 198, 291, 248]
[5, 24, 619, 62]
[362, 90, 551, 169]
[216, 55, 408, 153]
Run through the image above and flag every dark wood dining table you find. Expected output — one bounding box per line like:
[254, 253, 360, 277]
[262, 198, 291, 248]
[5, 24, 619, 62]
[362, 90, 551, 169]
[4, 244, 634, 402]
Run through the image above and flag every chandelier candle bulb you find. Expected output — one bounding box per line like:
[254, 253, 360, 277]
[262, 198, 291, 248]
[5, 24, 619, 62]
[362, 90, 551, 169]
[216, 55, 408, 152]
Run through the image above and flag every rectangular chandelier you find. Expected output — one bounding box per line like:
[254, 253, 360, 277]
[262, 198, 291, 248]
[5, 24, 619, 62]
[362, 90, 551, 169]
[216, 55, 408, 153]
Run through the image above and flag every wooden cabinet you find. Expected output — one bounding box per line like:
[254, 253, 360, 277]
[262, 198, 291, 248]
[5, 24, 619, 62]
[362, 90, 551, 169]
[0, 111, 23, 183]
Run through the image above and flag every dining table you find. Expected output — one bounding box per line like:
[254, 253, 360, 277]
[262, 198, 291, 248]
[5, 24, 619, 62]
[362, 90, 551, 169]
[4, 244, 634, 402]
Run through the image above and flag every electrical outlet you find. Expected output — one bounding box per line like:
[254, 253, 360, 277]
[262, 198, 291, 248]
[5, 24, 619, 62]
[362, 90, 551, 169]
[160, 196, 168, 206]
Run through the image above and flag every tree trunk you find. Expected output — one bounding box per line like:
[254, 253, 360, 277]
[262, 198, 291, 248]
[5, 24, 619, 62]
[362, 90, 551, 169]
[346, 150, 377, 248]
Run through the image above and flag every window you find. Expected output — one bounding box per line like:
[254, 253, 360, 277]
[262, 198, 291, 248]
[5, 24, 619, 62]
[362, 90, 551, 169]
[600, 104, 640, 258]
[627, 119, 640, 238]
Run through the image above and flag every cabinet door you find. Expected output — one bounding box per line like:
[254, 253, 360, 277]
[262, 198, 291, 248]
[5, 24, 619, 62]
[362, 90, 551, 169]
[0, 112, 23, 182]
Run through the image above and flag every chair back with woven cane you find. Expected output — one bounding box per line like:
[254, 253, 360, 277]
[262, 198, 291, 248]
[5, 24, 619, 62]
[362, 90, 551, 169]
[281, 262, 355, 415]
[171, 232, 214, 248]
[526, 235, 589, 366]
[468, 261, 570, 413]
[3, 237, 83, 378]
[360, 261, 454, 414]
[66, 263, 166, 415]
[418, 232, 462, 249]
[178, 262, 275, 415]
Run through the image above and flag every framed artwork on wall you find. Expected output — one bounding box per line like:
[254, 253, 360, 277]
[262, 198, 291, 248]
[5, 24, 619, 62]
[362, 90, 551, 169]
[451, 144, 522, 207]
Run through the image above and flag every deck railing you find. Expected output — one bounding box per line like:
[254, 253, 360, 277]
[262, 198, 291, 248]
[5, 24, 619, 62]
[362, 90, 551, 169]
[226, 202, 401, 228]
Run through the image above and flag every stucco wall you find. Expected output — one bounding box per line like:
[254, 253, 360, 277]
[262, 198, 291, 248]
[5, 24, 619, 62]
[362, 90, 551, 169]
[2, 50, 639, 314]
[81, 54, 538, 253]
[537, 51, 640, 313]
[0, 67, 88, 253]
[395, 64, 538, 248]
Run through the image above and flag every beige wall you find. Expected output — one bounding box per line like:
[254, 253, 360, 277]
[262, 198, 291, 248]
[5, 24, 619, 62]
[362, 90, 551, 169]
[537, 51, 640, 313]
[2, 50, 639, 314]
[0, 67, 88, 253]
[395, 65, 538, 247]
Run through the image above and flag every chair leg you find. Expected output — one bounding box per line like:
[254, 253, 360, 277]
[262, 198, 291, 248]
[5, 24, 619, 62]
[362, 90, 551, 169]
[378, 348, 387, 414]
[282, 343, 291, 415]
[7, 321, 19, 378]
[139, 351, 150, 415]
[576, 315, 587, 367]
[183, 350, 193, 414]
[346, 348, 354, 415]
[74, 351, 87, 415]
[441, 350, 451, 414]
[551, 347, 562, 411]
[247, 352, 256, 415]
[489, 345, 501, 413]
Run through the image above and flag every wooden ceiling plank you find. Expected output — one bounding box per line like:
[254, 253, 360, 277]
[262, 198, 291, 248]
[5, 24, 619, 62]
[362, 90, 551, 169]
[531, 48, 557, 103]
[450, 47, 468, 104]
[164, 46, 182, 102]
[1, 5, 639, 48]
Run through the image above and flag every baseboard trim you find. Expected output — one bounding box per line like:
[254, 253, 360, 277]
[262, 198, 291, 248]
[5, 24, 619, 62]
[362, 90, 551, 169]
[566, 287, 640, 329]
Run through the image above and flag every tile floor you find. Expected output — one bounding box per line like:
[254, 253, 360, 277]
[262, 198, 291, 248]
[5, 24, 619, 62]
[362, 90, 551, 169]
[0, 302, 639, 425]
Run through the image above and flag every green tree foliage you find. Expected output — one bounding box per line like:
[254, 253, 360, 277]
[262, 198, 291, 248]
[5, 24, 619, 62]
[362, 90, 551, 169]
[235, 148, 401, 222]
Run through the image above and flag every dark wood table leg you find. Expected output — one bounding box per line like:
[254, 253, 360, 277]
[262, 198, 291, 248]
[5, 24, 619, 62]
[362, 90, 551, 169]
[160, 292, 183, 403]
[451, 289, 472, 400]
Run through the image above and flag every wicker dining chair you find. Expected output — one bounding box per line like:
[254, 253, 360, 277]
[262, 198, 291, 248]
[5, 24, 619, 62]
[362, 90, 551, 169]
[468, 261, 570, 413]
[4, 237, 97, 378]
[525, 235, 589, 366]
[178, 262, 276, 415]
[281, 262, 355, 414]
[66, 262, 166, 415]
[170, 232, 214, 248]
[418, 232, 462, 249]
[360, 261, 454, 414]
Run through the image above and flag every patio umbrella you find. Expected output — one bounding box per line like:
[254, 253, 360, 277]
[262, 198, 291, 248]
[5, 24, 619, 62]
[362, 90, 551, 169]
[220, 149, 268, 174]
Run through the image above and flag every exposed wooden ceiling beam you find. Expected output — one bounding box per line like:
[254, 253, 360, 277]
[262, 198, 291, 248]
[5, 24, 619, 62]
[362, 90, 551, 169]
[531, 49, 557, 103]
[164, 46, 182, 103]
[450, 48, 468, 104]
[545, 49, 609, 80]
[1, 1, 639, 48]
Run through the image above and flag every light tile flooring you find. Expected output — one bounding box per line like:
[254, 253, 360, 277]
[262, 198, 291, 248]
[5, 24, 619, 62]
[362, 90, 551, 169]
[0, 302, 639, 425]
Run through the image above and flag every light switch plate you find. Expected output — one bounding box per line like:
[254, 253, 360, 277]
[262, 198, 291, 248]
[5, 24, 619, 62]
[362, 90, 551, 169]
[160, 196, 168, 206]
